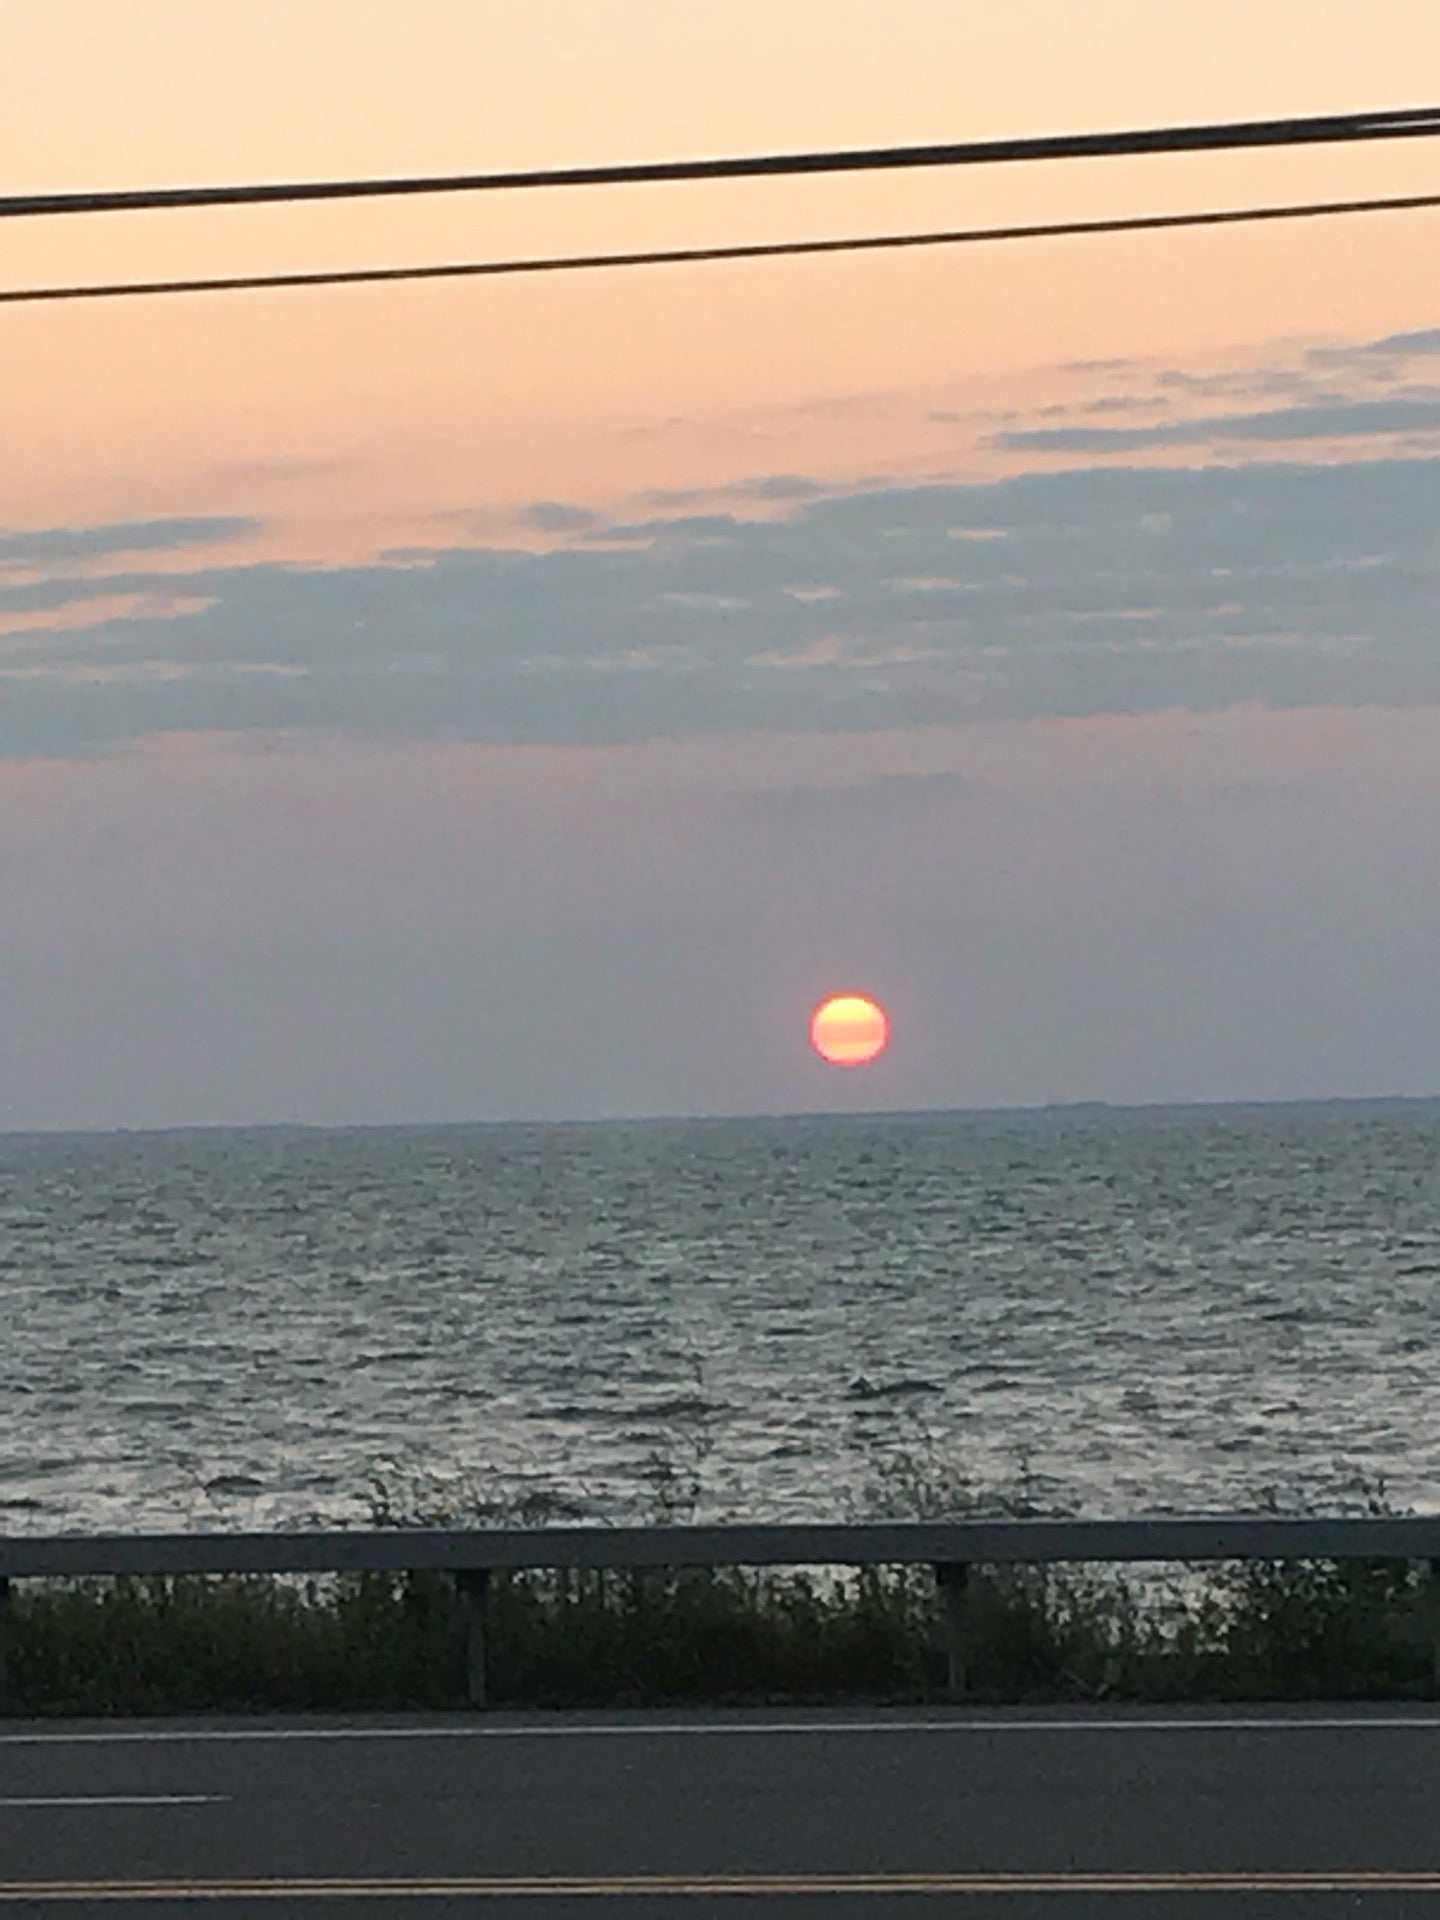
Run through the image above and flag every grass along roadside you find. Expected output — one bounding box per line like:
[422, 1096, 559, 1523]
[5, 1446, 1438, 1715]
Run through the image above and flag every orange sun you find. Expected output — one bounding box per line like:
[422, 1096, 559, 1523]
[809, 992, 890, 1067]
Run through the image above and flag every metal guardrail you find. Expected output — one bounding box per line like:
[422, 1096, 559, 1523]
[2, 1516, 1438, 1708]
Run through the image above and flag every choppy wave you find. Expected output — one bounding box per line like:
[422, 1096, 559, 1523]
[1, 1102, 1438, 1534]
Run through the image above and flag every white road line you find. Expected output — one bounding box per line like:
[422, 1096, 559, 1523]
[7, 1870, 1440, 1900]
[1, 1715, 1438, 1746]
[0, 1795, 229, 1807]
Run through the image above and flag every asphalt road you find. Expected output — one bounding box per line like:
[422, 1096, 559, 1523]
[1, 1704, 1437, 1915]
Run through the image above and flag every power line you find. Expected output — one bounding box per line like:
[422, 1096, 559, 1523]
[3, 106, 1439, 221]
[3, 189, 1437, 307]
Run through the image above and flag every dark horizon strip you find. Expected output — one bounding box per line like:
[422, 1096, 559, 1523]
[3, 190, 1438, 307]
[3, 104, 1438, 220]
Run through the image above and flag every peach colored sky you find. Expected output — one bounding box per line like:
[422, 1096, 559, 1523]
[5, 0, 1440, 551]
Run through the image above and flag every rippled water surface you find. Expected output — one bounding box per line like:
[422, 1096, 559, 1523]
[3, 1103, 1438, 1532]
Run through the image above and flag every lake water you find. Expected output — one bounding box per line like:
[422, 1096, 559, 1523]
[2, 1102, 1437, 1535]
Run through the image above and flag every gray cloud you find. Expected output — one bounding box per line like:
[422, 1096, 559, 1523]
[0, 516, 256, 570]
[1307, 327, 1440, 367]
[993, 394, 1440, 454]
[641, 474, 831, 509]
[1060, 356, 1147, 375]
[1154, 367, 1336, 402]
[3, 450, 1439, 761]
[1033, 327, 1440, 432]
[9, 322, 1440, 761]
[0, 571, 221, 618]
[521, 502, 603, 534]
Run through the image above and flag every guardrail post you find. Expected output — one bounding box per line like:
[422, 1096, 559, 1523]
[0, 1579, 11, 1713]
[453, 1570, 491, 1709]
[934, 1562, 969, 1700]
[1430, 1560, 1440, 1697]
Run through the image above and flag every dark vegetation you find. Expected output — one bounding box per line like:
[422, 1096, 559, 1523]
[6, 1440, 1436, 1715]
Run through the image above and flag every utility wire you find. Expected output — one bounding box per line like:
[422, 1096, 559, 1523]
[2, 189, 1437, 307]
[3, 106, 1439, 220]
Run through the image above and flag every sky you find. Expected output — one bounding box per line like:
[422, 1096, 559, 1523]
[3, 0, 1440, 1129]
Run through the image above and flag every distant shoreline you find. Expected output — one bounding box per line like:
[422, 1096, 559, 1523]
[4, 1091, 1440, 1142]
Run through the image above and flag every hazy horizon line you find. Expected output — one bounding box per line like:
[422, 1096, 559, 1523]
[5, 1090, 1440, 1141]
